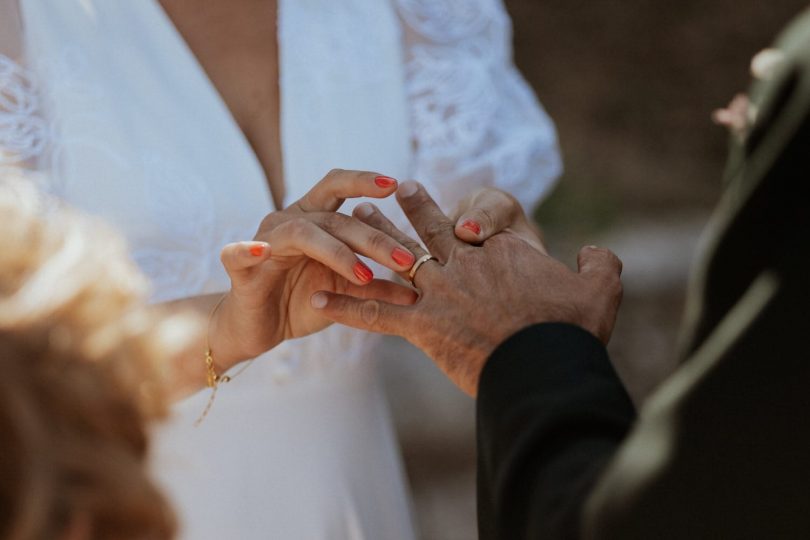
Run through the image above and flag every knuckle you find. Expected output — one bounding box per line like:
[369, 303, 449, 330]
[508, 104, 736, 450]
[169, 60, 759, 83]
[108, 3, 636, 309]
[452, 242, 474, 262]
[259, 211, 284, 231]
[404, 239, 425, 255]
[498, 188, 519, 206]
[329, 241, 351, 263]
[317, 212, 345, 233]
[325, 168, 344, 178]
[422, 221, 450, 244]
[366, 230, 391, 254]
[483, 188, 519, 215]
[595, 246, 613, 257]
[506, 192, 522, 212]
[284, 217, 312, 237]
[362, 210, 387, 230]
[597, 247, 614, 259]
[582, 246, 612, 265]
[489, 188, 514, 206]
[475, 207, 497, 231]
[364, 217, 389, 236]
[360, 299, 381, 326]
[612, 253, 624, 275]
[296, 194, 317, 213]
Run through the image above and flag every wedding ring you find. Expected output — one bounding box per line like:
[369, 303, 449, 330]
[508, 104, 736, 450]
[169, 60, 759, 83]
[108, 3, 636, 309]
[408, 254, 437, 284]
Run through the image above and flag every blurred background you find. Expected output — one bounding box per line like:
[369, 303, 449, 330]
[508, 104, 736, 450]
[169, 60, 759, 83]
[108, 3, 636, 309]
[379, 2, 809, 538]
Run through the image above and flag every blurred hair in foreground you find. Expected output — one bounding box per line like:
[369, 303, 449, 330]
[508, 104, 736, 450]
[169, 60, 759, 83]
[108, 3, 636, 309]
[0, 176, 198, 539]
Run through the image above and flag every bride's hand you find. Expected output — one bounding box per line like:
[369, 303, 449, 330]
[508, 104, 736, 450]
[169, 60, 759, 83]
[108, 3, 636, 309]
[210, 169, 418, 369]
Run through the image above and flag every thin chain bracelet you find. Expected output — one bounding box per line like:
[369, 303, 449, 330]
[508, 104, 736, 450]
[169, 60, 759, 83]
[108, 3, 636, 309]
[194, 294, 256, 426]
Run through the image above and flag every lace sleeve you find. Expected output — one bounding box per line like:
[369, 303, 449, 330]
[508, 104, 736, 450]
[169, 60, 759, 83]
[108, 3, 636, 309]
[1, 0, 50, 179]
[396, 0, 562, 213]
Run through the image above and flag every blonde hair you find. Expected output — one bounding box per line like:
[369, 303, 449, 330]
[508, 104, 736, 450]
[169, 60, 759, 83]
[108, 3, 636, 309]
[0, 176, 198, 539]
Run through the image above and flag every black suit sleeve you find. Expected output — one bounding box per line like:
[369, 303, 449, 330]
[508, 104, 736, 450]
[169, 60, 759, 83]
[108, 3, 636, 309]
[476, 323, 636, 540]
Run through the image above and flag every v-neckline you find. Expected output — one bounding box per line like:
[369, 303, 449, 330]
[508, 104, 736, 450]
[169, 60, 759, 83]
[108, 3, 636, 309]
[151, 0, 283, 210]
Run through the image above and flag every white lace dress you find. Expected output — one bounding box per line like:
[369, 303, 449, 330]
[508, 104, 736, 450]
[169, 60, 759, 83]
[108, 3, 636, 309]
[0, 0, 561, 538]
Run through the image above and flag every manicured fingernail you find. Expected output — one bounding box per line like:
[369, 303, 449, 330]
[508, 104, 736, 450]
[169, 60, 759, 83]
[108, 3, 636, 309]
[375, 175, 397, 188]
[391, 247, 415, 267]
[311, 292, 328, 309]
[398, 181, 419, 198]
[354, 203, 374, 218]
[461, 220, 481, 235]
[353, 261, 374, 283]
[249, 244, 266, 257]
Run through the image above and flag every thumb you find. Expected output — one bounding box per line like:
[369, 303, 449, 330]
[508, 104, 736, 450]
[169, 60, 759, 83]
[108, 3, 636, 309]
[577, 246, 623, 277]
[454, 189, 520, 243]
[310, 291, 410, 336]
[577, 246, 624, 344]
[220, 241, 271, 285]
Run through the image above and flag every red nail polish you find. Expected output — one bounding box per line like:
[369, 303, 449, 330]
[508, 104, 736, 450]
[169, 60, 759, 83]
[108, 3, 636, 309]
[461, 220, 481, 235]
[391, 247, 415, 267]
[249, 245, 265, 257]
[353, 261, 374, 283]
[374, 175, 397, 188]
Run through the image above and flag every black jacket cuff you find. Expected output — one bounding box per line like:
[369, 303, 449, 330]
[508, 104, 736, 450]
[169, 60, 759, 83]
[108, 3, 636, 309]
[476, 323, 636, 540]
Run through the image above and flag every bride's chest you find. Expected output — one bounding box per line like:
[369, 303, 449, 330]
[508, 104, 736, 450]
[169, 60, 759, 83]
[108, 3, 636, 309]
[29, 0, 410, 197]
[159, 0, 285, 202]
[22, 0, 412, 300]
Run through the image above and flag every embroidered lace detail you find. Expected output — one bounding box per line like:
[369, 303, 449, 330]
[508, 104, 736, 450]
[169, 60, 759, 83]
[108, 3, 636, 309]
[0, 54, 49, 165]
[396, 0, 561, 211]
[4, 47, 225, 305]
[397, 0, 500, 43]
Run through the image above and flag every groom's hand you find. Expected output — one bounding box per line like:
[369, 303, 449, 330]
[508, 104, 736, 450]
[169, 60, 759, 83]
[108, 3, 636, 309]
[311, 182, 623, 396]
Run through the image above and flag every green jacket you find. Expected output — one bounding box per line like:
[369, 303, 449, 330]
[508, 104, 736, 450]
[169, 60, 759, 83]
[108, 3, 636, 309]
[584, 8, 810, 538]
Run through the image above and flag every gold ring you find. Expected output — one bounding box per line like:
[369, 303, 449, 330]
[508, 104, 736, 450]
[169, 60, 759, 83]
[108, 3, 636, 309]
[408, 254, 437, 284]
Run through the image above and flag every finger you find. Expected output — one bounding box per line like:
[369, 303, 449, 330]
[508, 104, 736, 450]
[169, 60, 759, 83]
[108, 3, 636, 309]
[353, 203, 442, 286]
[396, 181, 459, 262]
[293, 169, 399, 213]
[453, 189, 520, 243]
[577, 246, 624, 344]
[220, 241, 271, 283]
[343, 279, 418, 306]
[268, 219, 375, 285]
[311, 212, 417, 272]
[310, 291, 411, 336]
[577, 245, 623, 280]
[353, 202, 428, 255]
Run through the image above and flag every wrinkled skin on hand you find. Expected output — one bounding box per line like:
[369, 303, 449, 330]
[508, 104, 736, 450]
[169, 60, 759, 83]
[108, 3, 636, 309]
[313, 183, 623, 396]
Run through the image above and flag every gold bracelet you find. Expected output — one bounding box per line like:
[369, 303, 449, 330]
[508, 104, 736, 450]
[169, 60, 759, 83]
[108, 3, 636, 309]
[194, 294, 259, 426]
[195, 295, 231, 426]
[204, 295, 231, 388]
[203, 346, 231, 388]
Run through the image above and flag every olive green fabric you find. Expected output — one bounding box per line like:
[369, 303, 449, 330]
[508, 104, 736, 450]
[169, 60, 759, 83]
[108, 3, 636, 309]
[583, 9, 810, 538]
